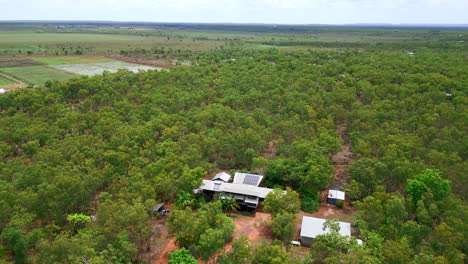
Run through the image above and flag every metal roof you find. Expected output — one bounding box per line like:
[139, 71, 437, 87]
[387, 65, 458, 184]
[213, 172, 231, 182]
[153, 202, 166, 212]
[199, 180, 273, 198]
[300, 216, 351, 239]
[233, 172, 263, 186]
[328, 190, 345, 200]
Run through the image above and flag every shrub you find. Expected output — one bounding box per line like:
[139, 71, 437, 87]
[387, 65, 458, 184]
[168, 248, 197, 264]
[301, 190, 320, 212]
[336, 200, 344, 208]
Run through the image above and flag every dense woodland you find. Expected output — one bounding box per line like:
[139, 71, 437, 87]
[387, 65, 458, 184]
[0, 29, 467, 264]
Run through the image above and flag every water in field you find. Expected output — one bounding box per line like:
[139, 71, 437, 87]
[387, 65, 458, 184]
[51, 61, 159, 76]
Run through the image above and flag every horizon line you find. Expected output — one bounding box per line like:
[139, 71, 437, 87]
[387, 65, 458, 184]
[0, 20, 467, 27]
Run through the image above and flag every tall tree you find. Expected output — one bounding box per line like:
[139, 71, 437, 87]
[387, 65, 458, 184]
[263, 188, 300, 216]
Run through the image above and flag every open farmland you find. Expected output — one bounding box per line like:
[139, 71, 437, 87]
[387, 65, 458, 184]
[0, 74, 18, 86]
[51, 61, 159, 76]
[0, 30, 223, 54]
[0, 58, 45, 67]
[30, 55, 116, 65]
[0, 65, 76, 84]
[0, 32, 140, 43]
[0, 56, 158, 88]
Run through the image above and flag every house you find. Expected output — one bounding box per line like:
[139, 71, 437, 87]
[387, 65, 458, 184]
[213, 172, 231, 183]
[327, 189, 345, 205]
[198, 173, 273, 210]
[299, 216, 351, 247]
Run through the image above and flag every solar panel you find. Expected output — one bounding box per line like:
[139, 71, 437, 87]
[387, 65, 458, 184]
[243, 175, 259, 185]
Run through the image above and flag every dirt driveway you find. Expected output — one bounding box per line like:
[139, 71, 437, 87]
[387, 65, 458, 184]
[232, 212, 272, 243]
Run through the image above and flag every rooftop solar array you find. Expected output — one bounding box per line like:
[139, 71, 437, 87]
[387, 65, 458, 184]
[243, 174, 260, 185]
[233, 172, 264, 186]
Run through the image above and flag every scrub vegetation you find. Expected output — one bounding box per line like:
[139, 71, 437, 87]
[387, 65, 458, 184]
[0, 22, 466, 263]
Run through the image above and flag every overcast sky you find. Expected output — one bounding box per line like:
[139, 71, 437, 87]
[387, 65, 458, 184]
[0, 0, 466, 24]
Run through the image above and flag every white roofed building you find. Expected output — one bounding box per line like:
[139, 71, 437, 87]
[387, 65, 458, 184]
[198, 171, 272, 210]
[327, 190, 345, 205]
[213, 172, 231, 182]
[300, 216, 351, 247]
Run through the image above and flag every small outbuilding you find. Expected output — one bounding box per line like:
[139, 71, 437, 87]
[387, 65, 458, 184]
[327, 190, 345, 205]
[153, 202, 166, 213]
[300, 216, 351, 247]
[213, 172, 231, 183]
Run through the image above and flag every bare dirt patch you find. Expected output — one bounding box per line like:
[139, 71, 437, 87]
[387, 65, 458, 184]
[232, 212, 272, 243]
[152, 236, 177, 264]
[0, 58, 45, 68]
[147, 216, 177, 264]
[331, 124, 352, 188]
[263, 139, 278, 159]
[210, 212, 273, 263]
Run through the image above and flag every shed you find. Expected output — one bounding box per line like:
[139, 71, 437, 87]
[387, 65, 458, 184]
[327, 190, 345, 205]
[213, 172, 231, 182]
[300, 216, 351, 247]
[153, 202, 166, 212]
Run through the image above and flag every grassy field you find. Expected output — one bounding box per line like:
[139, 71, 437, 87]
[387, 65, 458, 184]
[0, 65, 76, 84]
[0, 32, 141, 43]
[51, 61, 158, 76]
[0, 74, 18, 86]
[0, 30, 223, 54]
[30, 55, 116, 65]
[1, 23, 465, 56]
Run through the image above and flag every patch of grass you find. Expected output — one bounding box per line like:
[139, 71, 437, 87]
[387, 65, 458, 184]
[336, 210, 359, 223]
[1, 65, 76, 85]
[30, 56, 116, 65]
[0, 74, 18, 86]
[0, 32, 142, 43]
[0, 58, 45, 68]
